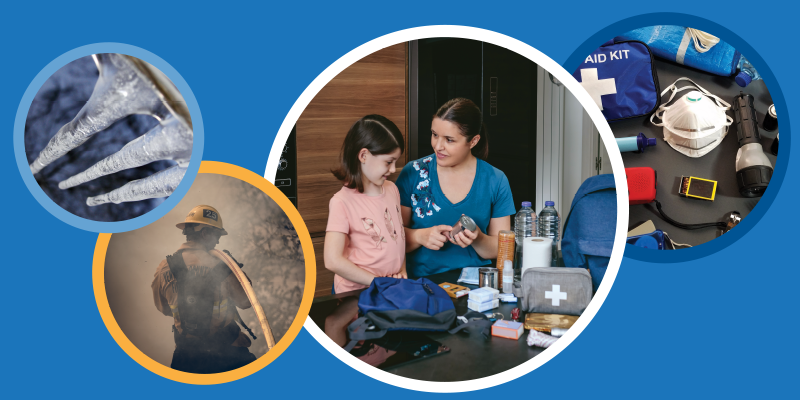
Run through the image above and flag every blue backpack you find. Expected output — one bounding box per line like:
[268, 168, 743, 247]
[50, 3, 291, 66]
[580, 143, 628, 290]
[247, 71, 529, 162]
[344, 277, 490, 351]
[572, 39, 660, 122]
[562, 175, 617, 291]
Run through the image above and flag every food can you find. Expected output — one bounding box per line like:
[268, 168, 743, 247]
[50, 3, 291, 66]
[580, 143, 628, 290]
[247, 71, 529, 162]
[478, 267, 499, 289]
[450, 215, 477, 240]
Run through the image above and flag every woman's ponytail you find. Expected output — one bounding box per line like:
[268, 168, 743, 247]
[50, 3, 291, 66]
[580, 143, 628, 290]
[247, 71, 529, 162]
[471, 122, 489, 160]
[434, 98, 489, 160]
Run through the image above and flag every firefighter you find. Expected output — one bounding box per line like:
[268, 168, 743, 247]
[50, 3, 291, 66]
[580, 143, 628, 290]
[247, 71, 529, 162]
[152, 205, 257, 373]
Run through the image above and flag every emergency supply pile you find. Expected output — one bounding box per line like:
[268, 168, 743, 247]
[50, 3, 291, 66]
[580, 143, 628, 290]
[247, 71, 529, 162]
[443, 175, 615, 349]
[573, 26, 778, 249]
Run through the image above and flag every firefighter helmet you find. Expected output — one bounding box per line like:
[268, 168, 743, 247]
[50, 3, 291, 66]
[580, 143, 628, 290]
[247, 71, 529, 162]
[176, 205, 228, 235]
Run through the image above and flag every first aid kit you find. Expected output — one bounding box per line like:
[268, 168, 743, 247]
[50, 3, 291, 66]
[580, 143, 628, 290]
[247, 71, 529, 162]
[513, 267, 593, 316]
[573, 39, 660, 121]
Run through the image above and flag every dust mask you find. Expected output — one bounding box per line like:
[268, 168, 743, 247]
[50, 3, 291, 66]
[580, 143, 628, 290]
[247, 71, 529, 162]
[651, 77, 733, 158]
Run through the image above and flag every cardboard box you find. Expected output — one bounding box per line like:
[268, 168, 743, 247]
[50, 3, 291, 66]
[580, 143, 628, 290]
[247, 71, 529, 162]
[492, 320, 524, 340]
[468, 287, 499, 303]
[467, 298, 499, 312]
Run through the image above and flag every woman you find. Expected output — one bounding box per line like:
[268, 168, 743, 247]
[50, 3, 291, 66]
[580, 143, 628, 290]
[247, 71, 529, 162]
[397, 98, 516, 280]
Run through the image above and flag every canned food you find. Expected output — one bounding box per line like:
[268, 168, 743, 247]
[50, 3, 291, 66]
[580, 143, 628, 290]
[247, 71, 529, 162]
[450, 215, 477, 240]
[478, 267, 499, 289]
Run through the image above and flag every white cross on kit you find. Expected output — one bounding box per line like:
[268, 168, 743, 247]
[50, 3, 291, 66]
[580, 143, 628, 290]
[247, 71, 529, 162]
[545, 284, 567, 306]
[579, 68, 616, 110]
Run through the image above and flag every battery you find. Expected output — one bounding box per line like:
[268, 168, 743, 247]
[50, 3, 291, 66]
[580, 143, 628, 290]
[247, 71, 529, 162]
[679, 176, 717, 201]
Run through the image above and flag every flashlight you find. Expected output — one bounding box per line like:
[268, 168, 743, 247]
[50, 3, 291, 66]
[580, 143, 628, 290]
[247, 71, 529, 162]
[733, 92, 772, 197]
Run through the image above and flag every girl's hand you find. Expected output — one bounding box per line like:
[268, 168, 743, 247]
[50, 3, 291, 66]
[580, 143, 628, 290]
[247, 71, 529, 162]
[415, 225, 453, 251]
[386, 272, 406, 279]
[450, 225, 481, 248]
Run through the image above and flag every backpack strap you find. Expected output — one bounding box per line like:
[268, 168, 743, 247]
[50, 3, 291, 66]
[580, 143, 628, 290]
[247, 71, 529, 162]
[448, 311, 492, 340]
[165, 249, 188, 281]
[344, 316, 388, 352]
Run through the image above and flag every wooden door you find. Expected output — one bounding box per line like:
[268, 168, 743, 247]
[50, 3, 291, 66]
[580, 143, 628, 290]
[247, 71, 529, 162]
[296, 43, 408, 296]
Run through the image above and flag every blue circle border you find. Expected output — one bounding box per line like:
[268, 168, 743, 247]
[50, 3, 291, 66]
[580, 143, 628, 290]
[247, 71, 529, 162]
[13, 43, 204, 234]
[563, 13, 789, 263]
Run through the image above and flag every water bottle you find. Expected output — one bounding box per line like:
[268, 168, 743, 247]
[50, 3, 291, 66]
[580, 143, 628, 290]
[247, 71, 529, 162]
[513, 201, 536, 282]
[537, 201, 560, 267]
[735, 56, 761, 88]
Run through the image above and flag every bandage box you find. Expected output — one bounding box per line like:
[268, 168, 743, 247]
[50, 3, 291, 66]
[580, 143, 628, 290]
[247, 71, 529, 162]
[468, 287, 499, 303]
[492, 320, 525, 340]
[498, 293, 517, 303]
[468, 298, 499, 312]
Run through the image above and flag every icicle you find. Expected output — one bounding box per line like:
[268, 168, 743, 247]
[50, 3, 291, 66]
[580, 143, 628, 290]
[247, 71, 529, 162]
[87, 164, 186, 206]
[58, 116, 192, 189]
[29, 54, 171, 175]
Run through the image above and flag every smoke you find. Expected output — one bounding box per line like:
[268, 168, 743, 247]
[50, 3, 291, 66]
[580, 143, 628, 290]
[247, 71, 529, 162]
[105, 173, 305, 367]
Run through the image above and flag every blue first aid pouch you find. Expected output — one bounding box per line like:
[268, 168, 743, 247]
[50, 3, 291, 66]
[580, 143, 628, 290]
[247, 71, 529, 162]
[573, 39, 660, 122]
[561, 174, 617, 291]
[616, 26, 741, 77]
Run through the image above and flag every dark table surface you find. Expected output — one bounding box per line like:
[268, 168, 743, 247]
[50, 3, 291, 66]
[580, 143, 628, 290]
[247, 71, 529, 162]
[309, 279, 546, 382]
[614, 58, 778, 247]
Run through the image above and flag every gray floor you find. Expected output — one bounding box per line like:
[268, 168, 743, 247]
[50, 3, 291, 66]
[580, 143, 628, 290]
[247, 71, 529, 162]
[613, 58, 777, 247]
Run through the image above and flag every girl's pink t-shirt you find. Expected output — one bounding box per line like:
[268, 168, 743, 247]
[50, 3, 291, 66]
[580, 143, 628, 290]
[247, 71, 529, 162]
[326, 181, 406, 293]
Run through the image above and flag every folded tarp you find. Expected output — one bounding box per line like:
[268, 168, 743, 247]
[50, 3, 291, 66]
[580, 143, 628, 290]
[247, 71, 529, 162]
[616, 25, 741, 77]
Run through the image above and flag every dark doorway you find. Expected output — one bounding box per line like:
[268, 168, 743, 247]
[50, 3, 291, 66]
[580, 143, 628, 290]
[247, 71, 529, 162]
[410, 38, 539, 209]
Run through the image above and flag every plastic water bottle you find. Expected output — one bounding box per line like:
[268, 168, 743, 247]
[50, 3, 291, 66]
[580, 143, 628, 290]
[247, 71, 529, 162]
[537, 201, 560, 267]
[735, 56, 761, 88]
[513, 201, 536, 282]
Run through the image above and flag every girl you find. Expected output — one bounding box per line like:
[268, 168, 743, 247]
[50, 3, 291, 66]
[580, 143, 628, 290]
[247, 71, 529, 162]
[325, 115, 407, 293]
[398, 98, 516, 280]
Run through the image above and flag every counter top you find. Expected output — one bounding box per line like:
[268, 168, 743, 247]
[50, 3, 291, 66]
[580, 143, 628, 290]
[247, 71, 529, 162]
[309, 276, 554, 382]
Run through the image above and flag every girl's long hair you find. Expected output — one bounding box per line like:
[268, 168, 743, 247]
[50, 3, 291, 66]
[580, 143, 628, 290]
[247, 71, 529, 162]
[332, 115, 405, 193]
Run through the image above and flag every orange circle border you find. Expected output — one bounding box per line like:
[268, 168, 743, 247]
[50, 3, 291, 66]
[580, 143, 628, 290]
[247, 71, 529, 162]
[92, 161, 316, 385]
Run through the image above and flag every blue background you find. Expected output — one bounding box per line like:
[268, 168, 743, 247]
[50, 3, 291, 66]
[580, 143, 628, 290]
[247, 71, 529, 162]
[3, 2, 796, 398]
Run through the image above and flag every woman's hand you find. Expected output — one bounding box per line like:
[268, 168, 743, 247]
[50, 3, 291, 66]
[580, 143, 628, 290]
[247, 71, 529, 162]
[449, 224, 482, 248]
[414, 225, 453, 251]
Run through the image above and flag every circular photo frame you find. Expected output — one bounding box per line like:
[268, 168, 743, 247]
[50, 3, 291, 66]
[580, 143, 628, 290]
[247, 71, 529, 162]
[264, 25, 629, 392]
[14, 43, 204, 233]
[93, 161, 316, 384]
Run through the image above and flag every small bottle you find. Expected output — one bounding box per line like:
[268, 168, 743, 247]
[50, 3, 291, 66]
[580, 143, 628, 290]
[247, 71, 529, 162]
[537, 201, 560, 267]
[513, 201, 536, 282]
[503, 260, 513, 293]
[735, 56, 762, 88]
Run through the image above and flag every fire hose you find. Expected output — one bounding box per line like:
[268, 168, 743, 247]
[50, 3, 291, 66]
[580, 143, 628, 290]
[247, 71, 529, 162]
[210, 249, 276, 350]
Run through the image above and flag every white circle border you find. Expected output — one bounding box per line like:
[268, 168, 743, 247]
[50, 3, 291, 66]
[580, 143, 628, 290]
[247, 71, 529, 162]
[264, 25, 628, 393]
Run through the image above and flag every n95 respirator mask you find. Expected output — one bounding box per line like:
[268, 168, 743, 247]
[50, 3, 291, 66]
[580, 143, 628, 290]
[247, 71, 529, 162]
[650, 77, 733, 158]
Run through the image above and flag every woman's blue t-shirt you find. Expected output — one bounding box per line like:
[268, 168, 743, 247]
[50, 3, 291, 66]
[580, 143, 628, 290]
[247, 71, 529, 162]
[396, 155, 516, 277]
